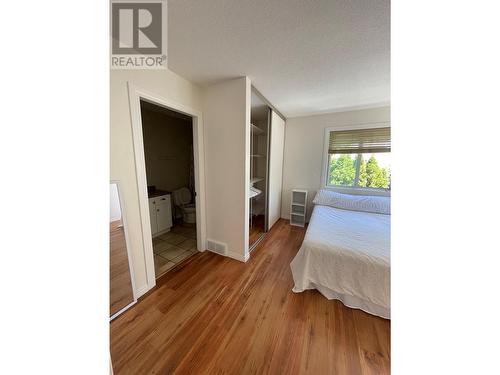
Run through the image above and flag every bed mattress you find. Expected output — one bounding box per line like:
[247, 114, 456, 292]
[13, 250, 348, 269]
[290, 204, 390, 318]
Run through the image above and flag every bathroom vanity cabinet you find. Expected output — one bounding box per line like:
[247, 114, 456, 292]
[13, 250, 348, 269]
[149, 194, 172, 237]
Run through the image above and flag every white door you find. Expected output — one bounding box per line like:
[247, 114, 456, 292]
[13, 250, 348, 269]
[148, 198, 158, 236]
[156, 199, 172, 233]
[268, 110, 285, 229]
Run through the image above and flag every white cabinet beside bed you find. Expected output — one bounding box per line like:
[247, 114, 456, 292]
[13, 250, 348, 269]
[290, 189, 307, 227]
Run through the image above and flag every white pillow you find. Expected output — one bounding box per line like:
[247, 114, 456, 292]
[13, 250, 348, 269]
[313, 189, 390, 215]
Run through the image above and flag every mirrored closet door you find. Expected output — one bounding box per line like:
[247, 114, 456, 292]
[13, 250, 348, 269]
[249, 89, 270, 249]
[110, 182, 135, 318]
[249, 88, 286, 251]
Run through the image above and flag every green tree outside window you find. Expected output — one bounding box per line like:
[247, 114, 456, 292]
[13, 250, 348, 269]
[328, 153, 390, 189]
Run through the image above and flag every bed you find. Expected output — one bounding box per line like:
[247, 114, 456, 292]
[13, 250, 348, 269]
[290, 190, 390, 319]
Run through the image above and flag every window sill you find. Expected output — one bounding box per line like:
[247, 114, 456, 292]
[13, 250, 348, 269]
[323, 185, 391, 196]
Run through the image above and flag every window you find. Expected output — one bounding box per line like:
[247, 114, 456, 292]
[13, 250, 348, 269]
[326, 127, 391, 189]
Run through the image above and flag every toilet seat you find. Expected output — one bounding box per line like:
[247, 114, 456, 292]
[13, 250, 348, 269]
[173, 188, 196, 224]
[174, 187, 192, 205]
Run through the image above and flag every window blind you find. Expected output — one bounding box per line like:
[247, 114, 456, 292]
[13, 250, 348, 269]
[328, 127, 391, 154]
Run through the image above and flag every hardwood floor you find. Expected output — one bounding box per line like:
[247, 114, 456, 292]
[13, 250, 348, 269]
[110, 219, 390, 374]
[110, 220, 134, 316]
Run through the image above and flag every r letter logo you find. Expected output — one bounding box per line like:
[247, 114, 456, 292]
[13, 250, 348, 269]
[111, 1, 166, 69]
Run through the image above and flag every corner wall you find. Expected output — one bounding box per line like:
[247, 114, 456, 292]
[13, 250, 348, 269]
[281, 106, 391, 221]
[202, 77, 251, 261]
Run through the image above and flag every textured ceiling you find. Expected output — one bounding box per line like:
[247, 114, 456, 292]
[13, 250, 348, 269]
[168, 0, 390, 118]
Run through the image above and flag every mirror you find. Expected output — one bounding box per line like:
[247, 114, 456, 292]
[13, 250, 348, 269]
[110, 182, 134, 317]
[249, 89, 270, 249]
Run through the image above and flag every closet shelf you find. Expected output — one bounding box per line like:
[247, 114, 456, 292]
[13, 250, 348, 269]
[251, 154, 265, 158]
[249, 186, 262, 199]
[250, 177, 264, 184]
[251, 124, 266, 135]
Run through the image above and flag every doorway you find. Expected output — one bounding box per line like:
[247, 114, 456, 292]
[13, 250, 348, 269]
[128, 83, 207, 292]
[140, 101, 198, 278]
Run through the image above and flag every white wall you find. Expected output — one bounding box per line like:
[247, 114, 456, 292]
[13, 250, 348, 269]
[141, 109, 193, 193]
[202, 77, 251, 261]
[281, 106, 391, 221]
[111, 69, 203, 296]
[109, 184, 122, 222]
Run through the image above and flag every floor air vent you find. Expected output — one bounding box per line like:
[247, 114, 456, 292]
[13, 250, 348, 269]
[207, 239, 227, 255]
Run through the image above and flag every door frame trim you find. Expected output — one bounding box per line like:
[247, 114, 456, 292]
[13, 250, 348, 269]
[127, 82, 207, 294]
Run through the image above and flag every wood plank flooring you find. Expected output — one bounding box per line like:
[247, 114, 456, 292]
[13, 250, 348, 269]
[110, 219, 390, 374]
[110, 220, 134, 316]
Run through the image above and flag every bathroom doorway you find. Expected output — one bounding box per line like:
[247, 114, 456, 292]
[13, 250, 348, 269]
[139, 100, 199, 278]
[128, 83, 207, 293]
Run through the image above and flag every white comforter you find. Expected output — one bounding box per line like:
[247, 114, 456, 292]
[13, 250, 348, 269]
[290, 205, 390, 318]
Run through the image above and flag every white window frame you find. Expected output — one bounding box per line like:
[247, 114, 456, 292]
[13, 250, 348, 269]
[320, 122, 391, 196]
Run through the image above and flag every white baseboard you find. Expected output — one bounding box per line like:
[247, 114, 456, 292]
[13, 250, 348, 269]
[225, 250, 249, 263]
[207, 248, 249, 263]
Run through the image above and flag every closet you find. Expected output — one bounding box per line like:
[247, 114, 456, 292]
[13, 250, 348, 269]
[249, 88, 285, 250]
[267, 111, 285, 228]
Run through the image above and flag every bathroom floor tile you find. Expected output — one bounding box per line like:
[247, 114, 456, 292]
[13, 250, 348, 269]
[186, 233, 197, 240]
[153, 240, 175, 254]
[158, 245, 186, 261]
[153, 224, 197, 279]
[170, 225, 187, 234]
[152, 237, 164, 246]
[172, 250, 195, 264]
[154, 255, 175, 276]
[183, 227, 196, 237]
[177, 238, 197, 251]
[159, 232, 186, 245]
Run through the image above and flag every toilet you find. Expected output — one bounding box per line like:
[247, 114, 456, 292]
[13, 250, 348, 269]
[173, 187, 196, 224]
